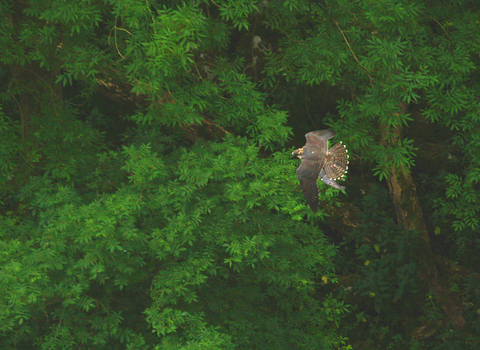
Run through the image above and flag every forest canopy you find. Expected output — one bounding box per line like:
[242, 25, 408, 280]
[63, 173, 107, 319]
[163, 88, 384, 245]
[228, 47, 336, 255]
[1, 0, 480, 349]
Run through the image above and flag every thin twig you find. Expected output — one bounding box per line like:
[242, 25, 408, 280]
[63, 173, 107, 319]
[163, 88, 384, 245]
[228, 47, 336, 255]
[114, 18, 127, 59]
[334, 19, 374, 87]
[265, 76, 281, 99]
[426, 14, 451, 42]
[6, 80, 24, 141]
[304, 86, 319, 129]
[25, 67, 60, 117]
[146, 0, 157, 34]
[193, 58, 204, 82]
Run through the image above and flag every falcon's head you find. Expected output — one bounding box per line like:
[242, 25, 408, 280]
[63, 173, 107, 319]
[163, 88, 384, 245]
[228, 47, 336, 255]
[292, 147, 304, 158]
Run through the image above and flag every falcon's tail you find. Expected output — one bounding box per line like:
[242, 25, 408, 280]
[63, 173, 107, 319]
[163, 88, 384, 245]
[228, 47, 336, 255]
[324, 142, 349, 180]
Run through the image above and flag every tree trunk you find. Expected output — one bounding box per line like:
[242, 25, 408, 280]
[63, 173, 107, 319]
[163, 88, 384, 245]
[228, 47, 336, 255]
[380, 116, 465, 336]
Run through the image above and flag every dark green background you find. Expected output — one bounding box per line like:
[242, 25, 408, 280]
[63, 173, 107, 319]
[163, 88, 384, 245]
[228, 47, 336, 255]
[1, 0, 479, 348]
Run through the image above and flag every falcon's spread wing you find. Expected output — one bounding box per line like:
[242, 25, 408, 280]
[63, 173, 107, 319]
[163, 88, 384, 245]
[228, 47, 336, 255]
[294, 129, 349, 212]
[296, 159, 322, 212]
[306, 129, 336, 142]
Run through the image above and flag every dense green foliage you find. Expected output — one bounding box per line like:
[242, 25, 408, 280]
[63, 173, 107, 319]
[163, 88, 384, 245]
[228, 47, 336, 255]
[1, 0, 480, 349]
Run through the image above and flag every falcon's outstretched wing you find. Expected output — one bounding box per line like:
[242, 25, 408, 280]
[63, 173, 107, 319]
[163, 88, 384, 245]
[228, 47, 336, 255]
[296, 159, 322, 212]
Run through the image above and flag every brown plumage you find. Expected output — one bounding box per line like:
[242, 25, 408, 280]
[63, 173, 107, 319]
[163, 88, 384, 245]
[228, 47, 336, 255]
[293, 129, 349, 212]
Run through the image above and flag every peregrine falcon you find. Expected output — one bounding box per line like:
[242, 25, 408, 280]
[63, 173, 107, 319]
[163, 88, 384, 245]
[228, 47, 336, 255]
[293, 129, 349, 212]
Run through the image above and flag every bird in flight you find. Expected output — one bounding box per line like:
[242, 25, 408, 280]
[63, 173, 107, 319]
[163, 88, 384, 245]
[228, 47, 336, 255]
[293, 129, 349, 212]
